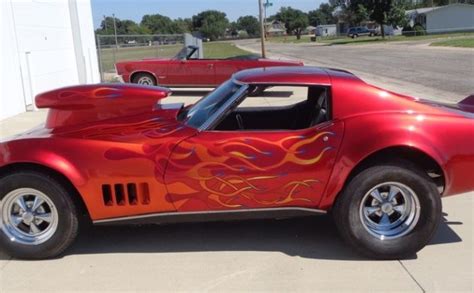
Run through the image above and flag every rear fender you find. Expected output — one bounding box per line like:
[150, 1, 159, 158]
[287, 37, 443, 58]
[318, 114, 447, 209]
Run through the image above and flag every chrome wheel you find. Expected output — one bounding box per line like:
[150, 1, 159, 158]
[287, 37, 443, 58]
[137, 76, 155, 85]
[0, 188, 59, 245]
[359, 182, 420, 240]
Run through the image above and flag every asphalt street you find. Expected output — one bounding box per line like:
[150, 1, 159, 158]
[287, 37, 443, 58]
[234, 39, 474, 102]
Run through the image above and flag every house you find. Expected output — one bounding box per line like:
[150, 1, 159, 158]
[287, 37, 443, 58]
[1, 0, 100, 120]
[305, 25, 317, 35]
[315, 25, 337, 37]
[406, 3, 474, 33]
[265, 20, 287, 37]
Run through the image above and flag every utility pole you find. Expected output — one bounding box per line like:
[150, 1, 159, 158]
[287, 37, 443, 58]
[263, 0, 273, 41]
[258, 0, 266, 58]
[103, 15, 108, 32]
[112, 13, 118, 49]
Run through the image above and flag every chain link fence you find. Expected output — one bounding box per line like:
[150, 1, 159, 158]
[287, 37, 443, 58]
[96, 34, 185, 82]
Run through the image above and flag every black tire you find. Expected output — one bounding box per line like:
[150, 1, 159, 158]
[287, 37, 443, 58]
[333, 161, 441, 259]
[0, 171, 79, 259]
[131, 72, 157, 86]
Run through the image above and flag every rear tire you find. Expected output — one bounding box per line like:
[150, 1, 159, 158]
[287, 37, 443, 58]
[132, 73, 157, 86]
[0, 171, 79, 259]
[333, 161, 441, 259]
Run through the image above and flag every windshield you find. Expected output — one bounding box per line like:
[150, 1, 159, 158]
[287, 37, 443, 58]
[181, 80, 243, 129]
[173, 46, 198, 60]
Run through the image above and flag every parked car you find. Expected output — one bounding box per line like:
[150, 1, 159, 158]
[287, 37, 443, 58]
[115, 45, 304, 87]
[1, 66, 473, 260]
[347, 27, 377, 38]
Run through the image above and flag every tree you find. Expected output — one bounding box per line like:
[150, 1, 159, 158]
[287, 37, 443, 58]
[236, 15, 260, 37]
[174, 18, 193, 34]
[228, 22, 239, 37]
[140, 14, 177, 34]
[353, 4, 370, 25]
[348, 0, 408, 38]
[275, 7, 309, 39]
[308, 3, 337, 26]
[192, 10, 229, 41]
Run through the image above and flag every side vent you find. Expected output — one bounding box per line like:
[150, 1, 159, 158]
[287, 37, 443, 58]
[102, 183, 150, 207]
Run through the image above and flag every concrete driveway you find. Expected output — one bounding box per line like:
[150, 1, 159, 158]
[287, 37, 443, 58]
[1, 49, 473, 291]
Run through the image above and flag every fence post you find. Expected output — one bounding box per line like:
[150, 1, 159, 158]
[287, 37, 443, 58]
[96, 34, 104, 82]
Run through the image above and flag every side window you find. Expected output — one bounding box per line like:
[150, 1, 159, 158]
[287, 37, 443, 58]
[214, 85, 331, 131]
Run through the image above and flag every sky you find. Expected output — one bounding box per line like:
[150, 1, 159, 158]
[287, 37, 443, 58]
[91, 0, 325, 28]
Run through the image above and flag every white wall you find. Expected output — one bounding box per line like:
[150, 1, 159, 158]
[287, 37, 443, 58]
[0, 0, 99, 120]
[427, 4, 474, 33]
[0, 1, 26, 119]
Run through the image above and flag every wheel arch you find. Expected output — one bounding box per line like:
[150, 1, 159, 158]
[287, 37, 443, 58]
[130, 70, 157, 84]
[0, 162, 91, 222]
[321, 145, 446, 210]
[345, 146, 445, 192]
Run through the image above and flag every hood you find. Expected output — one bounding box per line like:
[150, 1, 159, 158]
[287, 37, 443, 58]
[36, 84, 171, 129]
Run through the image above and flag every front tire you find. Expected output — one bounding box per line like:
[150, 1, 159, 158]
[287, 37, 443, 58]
[0, 171, 79, 259]
[132, 73, 157, 86]
[333, 162, 441, 259]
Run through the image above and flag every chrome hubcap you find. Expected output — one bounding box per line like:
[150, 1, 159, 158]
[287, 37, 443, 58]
[137, 76, 154, 85]
[359, 182, 420, 240]
[0, 188, 58, 245]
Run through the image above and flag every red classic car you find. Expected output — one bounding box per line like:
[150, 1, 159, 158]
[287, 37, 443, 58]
[1, 67, 473, 260]
[115, 45, 303, 87]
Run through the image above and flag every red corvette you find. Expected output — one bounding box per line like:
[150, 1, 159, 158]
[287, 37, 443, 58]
[1, 67, 473, 260]
[115, 45, 303, 87]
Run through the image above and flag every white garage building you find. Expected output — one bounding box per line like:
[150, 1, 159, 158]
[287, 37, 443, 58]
[407, 3, 474, 33]
[1, 0, 100, 120]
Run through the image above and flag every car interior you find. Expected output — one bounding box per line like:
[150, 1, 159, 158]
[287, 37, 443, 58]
[214, 86, 331, 131]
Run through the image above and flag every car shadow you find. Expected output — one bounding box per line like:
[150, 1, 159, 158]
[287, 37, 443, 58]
[71, 213, 462, 261]
[0, 213, 462, 262]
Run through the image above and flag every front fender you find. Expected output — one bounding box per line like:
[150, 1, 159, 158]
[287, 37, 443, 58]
[0, 139, 87, 187]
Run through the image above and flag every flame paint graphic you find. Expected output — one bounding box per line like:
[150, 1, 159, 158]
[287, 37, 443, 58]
[166, 131, 335, 210]
[89, 115, 337, 211]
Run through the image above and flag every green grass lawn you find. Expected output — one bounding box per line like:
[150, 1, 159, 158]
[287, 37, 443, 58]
[430, 37, 474, 48]
[267, 32, 474, 46]
[202, 42, 253, 58]
[99, 42, 252, 73]
[266, 35, 314, 44]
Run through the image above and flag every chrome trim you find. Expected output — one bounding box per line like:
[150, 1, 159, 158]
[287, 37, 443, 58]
[93, 207, 327, 224]
[160, 103, 184, 110]
[0, 188, 59, 245]
[359, 182, 421, 240]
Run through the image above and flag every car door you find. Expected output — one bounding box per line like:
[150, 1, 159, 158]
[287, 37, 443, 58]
[164, 122, 344, 212]
[213, 60, 237, 85]
[165, 59, 215, 86]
